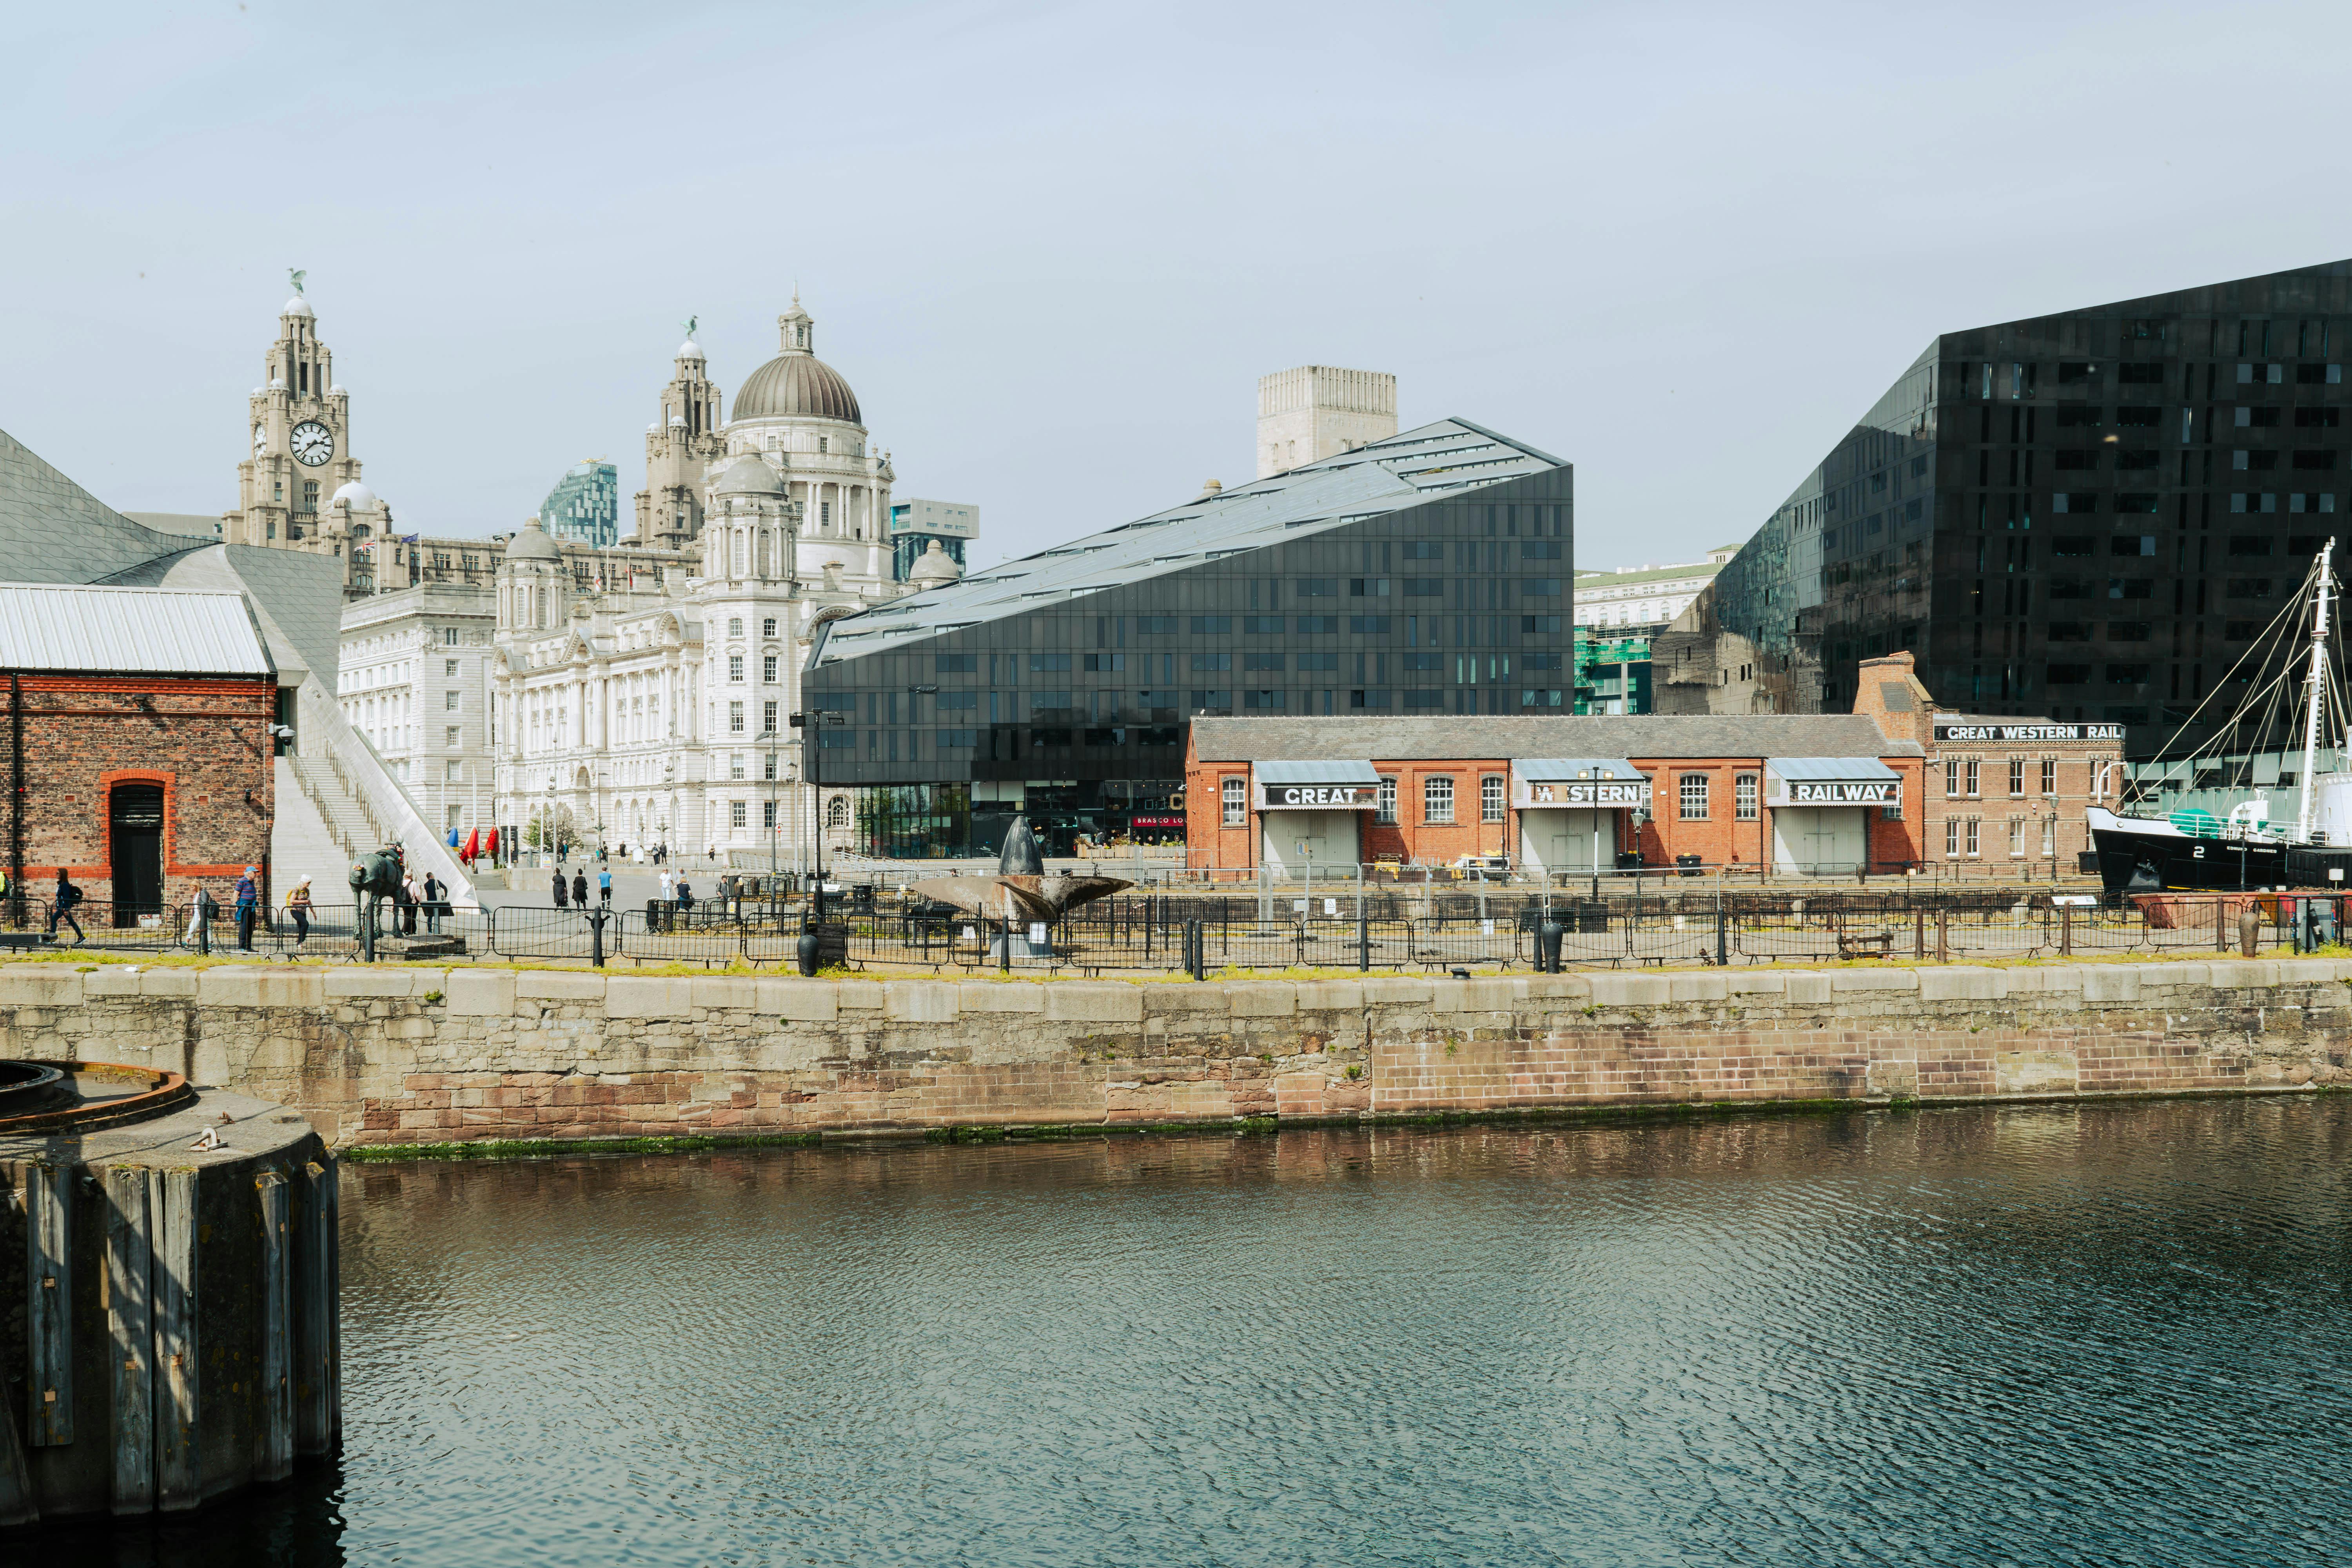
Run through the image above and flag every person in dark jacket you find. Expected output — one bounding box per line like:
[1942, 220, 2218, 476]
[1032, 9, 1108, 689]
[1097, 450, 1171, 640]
[421, 873, 444, 934]
[49, 869, 85, 944]
[571, 869, 588, 908]
[552, 867, 569, 908]
[234, 865, 259, 951]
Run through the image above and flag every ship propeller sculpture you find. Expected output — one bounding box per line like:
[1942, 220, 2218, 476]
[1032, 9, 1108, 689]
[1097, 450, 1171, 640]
[907, 816, 1129, 954]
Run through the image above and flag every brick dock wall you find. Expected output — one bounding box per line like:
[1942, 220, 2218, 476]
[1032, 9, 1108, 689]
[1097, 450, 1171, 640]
[2, 960, 2348, 1149]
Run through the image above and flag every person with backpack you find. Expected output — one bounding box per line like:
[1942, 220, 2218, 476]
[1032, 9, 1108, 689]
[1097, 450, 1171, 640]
[421, 871, 445, 933]
[49, 869, 84, 944]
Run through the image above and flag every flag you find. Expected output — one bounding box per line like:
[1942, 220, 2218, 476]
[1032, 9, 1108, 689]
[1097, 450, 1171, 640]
[461, 828, 480, 863]
[483, 826, 499, 857]
[445, 828, 461, 848]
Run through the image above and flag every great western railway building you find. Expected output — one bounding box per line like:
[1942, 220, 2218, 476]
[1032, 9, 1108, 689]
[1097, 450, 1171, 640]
[1182, 715, 1926, 876]
[800, 421, 1576, 857]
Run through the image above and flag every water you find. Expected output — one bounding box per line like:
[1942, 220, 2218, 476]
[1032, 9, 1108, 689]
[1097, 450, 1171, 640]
[60, 1099, 2352, 1566]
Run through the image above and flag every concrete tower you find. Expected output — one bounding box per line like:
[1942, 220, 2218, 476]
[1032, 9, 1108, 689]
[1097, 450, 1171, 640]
[1256, 365, 1398, 478]
[632, 331, 726, 552]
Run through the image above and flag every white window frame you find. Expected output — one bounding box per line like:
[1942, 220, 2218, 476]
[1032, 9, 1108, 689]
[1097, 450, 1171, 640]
[1735, 773, 1758, 821]
[1377, 775, 1397, 824]
[1481, 774, 1505, 822]
[1679, 772, 1708, 820]
[1424, 775, 1455, 824]
[1221, 776, 1245, 826]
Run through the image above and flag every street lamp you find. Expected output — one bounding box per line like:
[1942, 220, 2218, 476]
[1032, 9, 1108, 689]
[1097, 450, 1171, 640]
[756, 728, 783, 882]
[789, 709, 848, 929]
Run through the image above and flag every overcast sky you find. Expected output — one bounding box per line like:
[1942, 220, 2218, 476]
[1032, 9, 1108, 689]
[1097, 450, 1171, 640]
[6, 1, 2350, 572]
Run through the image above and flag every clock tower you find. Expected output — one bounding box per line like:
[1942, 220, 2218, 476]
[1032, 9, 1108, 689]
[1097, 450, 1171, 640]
[224, 285, 391, 583]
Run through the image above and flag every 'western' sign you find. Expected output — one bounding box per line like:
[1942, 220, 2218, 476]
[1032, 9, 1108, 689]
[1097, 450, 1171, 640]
[1933, 723, 2125, 743]
[1261, 784, 1377, 809]
[1523, 780, 1650, 808]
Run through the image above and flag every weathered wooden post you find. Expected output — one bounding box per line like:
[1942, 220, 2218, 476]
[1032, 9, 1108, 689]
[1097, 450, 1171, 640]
[2240, 905, 2261, 957]
[1935, 906, 1949, 964]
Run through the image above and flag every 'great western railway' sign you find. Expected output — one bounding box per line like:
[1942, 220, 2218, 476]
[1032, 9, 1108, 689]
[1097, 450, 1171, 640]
[1258, 784, 1378, 809]
[1933, 723, 2125, 743]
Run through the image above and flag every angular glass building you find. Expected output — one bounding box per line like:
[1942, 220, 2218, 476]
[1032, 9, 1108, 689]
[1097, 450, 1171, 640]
[1709, 259, 2352, 762]
[539, 459, 620, 548]
[803, 420, 1573, 855]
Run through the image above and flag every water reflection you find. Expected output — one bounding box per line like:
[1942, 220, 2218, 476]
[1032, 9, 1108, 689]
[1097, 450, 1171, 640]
[42, 1100, 2352, 1566]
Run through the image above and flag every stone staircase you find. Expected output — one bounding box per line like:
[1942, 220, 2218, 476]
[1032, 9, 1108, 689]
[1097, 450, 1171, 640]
[273, 756, 365, 899]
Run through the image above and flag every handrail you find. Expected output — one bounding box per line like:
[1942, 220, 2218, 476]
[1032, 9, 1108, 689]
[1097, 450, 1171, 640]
[294, 675, 478, 909]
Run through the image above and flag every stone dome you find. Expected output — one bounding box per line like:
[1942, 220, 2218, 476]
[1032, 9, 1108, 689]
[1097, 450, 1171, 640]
[678, 338, 704, 360]
[734, 351, 860, 424]
[283, 296, 313, 319]
[907, 539, 962, 588]
[507, 518, 561, 562]
[715, 454, 785, 495]
[330, 481, 377, 511]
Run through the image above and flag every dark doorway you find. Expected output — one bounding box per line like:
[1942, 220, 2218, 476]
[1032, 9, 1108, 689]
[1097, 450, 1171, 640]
[110, 782, 165, 926]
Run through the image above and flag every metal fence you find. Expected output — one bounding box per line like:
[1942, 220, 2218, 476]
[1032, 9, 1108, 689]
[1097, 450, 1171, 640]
[7, 890, 2343, 974]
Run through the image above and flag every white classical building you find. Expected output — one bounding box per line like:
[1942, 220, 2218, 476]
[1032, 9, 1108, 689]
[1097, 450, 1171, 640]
[1573, 545, 1742, 630]
[337, 584, 498, 839]
[489, 300, 934, 862]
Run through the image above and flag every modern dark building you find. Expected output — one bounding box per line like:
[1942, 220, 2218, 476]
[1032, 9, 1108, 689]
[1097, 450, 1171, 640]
[802, 420, 1574, 855]
[539, 459, 620, 548]
[1702, 258, 2352, 764]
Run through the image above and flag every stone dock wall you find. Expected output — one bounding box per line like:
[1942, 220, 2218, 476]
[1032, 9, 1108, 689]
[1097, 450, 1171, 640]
[2, 960, 2348, 1149]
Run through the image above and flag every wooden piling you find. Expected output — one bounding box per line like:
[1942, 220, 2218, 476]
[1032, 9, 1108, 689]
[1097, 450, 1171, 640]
[295, 1158, 341, 1454]
[27, 1161, 73, 1446]
[151, 1167, 201, 1512]
[104, 1164, 155, 1514]
[257, 1169, 293, 1481]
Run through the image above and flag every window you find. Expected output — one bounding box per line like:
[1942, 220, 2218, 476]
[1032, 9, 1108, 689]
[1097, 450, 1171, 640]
[939, 729, 976, 747]
[2042, 818, 2056, 857]
[728, 701, 744, 733]
[445, 726, 459, 746]
[1244, 653, 1285, 671]
[762, 618, 777, 636]
[1944, 759, 1961, 798]
[2008, 759, 2025, 797]
[2009, 820, 2026, 858]
[1029, 653, 1072, 672]
[1966, 819, 1981, 857]
[442, 629, 459, 648]
[1965, 760, 1980, 798]
[1222, 777, 1246, 826]
[1736, 773, 1758, 820]
[1376, 775, 1397, 824]
[1243, 616, 1284, 633]
[443, 690, 459, 711]
[763, 700, 779, 734]
[937, 653, 976, 672]
[444, 760, 461, 781]
[762, 800, 778, 829]
[729, 800, 746, 828]
[1424, 775, 1455, 823]
[2041, 759, 2057, 796]
[1136, 616, 1177, 633]
[729, 754, 746, 780]
[1481, 775, 1504, 822]
[763, 751, 777, 781]
[728, 617, 743, 636]
[443, 659, 459, 676]
[1295, 579, 1338, 598]
[1189, 616, 1232, 634]
[1679, 773, 1709, 820]
[1190, 653, 1231, 671]
[1945, 819, 1960, 858]
[763, 655, 779, 683]
[728, 655, 744, 683]
[1084, 653, 1127, 671]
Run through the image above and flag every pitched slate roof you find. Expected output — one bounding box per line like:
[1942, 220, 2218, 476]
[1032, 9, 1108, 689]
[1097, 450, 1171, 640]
[1191, 714, 1917, 762]
[0, 425, 198, 585]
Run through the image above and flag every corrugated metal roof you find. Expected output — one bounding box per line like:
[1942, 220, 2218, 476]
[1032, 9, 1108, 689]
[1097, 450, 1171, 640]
[1255, 760, 1381, 786]
[814, 419, 1565, 663]
[1516, 757, 1646, 780]
[1766, 756, 1901, 781]
[0, 582, 272, 675]
[1192, 715, 1918, 763]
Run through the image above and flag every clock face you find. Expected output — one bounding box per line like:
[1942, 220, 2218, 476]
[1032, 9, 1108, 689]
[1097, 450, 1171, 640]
[290, 421, 334, 466]
[251, 423, 266, 457]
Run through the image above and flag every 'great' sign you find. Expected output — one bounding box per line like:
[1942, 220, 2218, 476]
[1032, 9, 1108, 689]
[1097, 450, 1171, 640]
[1261, 784, 1377, 809]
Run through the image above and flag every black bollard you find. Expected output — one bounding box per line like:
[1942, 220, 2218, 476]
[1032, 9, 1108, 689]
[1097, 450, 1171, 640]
[196, 894, 212, 956]
[796, 922, 820, 976]
[1000, 916, 1013, 973]
[1358, 905, 1370, 971]
[1538, 910, 1564, 974]
[588, 906, 608, 967]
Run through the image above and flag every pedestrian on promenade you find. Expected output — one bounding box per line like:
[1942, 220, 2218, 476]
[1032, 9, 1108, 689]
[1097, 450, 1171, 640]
[49, 869, 85, 944]
[571, 868, 588, 908]
[675, 877, 693, 915]
[659, 867, 674, 904]
[234, 865, 259, 951]
[286, 876, 312, 946]
[552, 866, 570, 908]
[396, 872, 419, 936]
[597, 866, 612, 905]
[422, 871, 444, 933]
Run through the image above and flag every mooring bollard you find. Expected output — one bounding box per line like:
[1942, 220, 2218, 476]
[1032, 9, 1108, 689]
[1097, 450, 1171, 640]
[2216, 897, 2228, 953]
[1935, 907, 1948, 964]
[1538, 910, 1565, 974]
[1713, 904, 1727, 969]
[2241, 906, 2261, 958]
[1913, 907, 1926, 959]
[2060, 903, 2073, 957]
[588, 906, 608, 967]
[1358, 907, 1371, 971]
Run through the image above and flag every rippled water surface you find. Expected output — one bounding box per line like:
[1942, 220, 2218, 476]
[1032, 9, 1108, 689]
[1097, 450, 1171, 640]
[64, 1099, 2352, 1566]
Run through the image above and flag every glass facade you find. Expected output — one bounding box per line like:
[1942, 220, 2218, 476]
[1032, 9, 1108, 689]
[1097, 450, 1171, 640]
[891, 532, 967, 582]
[540, 460, 621, 548]
[805, 421, 1573, 855]
[1710, 259, 2352, 762]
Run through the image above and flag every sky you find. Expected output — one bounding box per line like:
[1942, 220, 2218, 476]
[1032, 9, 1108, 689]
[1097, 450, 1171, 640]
[6, 1, 2352, 575]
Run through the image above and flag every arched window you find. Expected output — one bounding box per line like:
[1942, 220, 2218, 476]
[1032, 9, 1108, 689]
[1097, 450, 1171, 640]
[536, 587, 546, 624]
[1221, 777, 1246, 826]
[731, 530, 748, 577]
[827, 798, 849, 829]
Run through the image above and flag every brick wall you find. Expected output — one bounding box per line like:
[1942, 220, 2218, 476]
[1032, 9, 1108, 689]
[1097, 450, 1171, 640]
[2, 958, 2344, 1148]
[9, 674, 276, 909]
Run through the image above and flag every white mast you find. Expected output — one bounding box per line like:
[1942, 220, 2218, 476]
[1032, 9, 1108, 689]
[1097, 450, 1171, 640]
[2296, 540, 2335, 842]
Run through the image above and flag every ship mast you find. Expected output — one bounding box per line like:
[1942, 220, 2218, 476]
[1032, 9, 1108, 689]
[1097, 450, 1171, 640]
[2297, 539, 2335, 842]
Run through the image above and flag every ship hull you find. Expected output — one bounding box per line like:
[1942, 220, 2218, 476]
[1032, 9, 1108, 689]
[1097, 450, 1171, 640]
[2087, 814, 2288, 896]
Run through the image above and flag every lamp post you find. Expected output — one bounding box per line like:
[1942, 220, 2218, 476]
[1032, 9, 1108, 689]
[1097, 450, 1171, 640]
[789, 710, 847, 928]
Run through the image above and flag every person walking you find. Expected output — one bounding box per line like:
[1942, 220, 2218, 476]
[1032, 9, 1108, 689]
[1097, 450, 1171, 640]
[286, 876, 313, 947]
[552, 866, 570, 909]
[395, 872, 419, 936]
[659, 867, 674, 904]
[234, 865, 259, 951]
[421, 871, 444, 933]
[570, 868, 588, 909]
[597, 865, 612, 906]
[49, 869, 85, 944]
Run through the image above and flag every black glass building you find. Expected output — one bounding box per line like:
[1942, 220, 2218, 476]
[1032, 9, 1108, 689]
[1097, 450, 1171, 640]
[802, 420, 1574, 855]
[1709, 258, 2352, 762]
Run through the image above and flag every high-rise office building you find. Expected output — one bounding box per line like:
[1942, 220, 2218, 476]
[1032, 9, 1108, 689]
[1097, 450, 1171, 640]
[888, 498, 979, 583]
[1700, 259, 2352, 762]
[539, 459, 620, 548]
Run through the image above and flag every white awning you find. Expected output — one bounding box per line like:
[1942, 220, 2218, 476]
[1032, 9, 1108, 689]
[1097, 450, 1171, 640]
[1764, 756, 1901, 808]
[1254, 760, 1379, 811]
[1512, 758, 1650, 809]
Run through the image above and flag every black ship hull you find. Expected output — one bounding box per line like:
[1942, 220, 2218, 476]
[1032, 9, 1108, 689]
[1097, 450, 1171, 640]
[2088, 816, 2287, 896]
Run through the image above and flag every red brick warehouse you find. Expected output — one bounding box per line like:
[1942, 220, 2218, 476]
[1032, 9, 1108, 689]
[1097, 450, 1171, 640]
[1187, 714, 1926, 874]
[4, 584, 279, 924]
